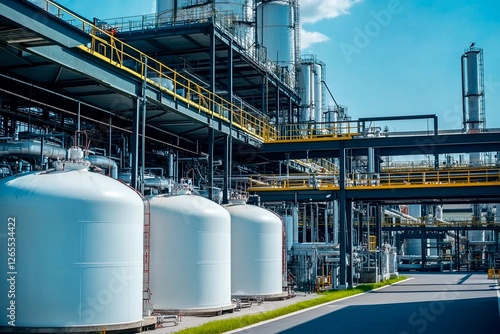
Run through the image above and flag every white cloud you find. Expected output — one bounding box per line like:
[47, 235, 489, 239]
[299, 0, 363, 49]
[300, 29, 330, 49]
[300, 0, 363, 24]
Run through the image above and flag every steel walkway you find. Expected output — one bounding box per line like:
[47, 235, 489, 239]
[248, 167, 500, 191]
[31, 0, 362, 144]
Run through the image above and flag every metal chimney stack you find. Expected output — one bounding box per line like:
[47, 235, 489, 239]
[461, 44, 485, 165]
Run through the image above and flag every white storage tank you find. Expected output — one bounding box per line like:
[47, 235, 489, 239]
[313, 63, 323, 124]
[299, 63, 314, 122]
[225, 203, 283, 297]
[0, 163, 144, 330]
[256, 0, 295, 68]
[149, 194, 232, 313]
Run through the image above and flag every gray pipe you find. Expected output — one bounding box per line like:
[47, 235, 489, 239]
[0, 141, 66, 159]
[87, 155, 118, 179]
[118, 172, 172, 189]
[143, 177, 172, 189]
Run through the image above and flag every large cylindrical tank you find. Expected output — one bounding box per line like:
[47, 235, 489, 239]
[225, 204, 283, 297]
[157, 0, 254, 43]
[0, 166, 144, 329]
[462, 48, 483, 164]
[149, 194, 232, 312]
[217, 0, 255, 45]
[465, 50, 479, 125]
[403, 239, 422, 256]
[313, 63, 323, 124]
[157, 0, 175, 22]
[299, 63, 314, 122]
[256, 0, 295, 68]
[158, 0, 253, 20]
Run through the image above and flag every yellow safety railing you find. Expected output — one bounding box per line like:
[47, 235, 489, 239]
[276, 121, 360, 142]
[38, 0, 277, 142]
[382, 221, 500, 228]
[290, 159, 338, 174]
[317, 159, 339, 174]
[248, 168, 500, 191]
[369, 236, 377, 251]
[354, 168, 500, 188]
[249, 173, 339, 190]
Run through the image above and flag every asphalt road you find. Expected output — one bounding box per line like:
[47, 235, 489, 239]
[230, 273, 500, 334]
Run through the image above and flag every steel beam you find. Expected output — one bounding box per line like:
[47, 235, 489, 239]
[0, 0, 90, 47]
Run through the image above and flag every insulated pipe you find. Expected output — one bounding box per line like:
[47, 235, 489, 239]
[168, 152, 175, 179]
[384, 208, 420, 222]
[292, 204, 299, 244]
[315, 203, 320, 242]
[87, 154, 118, 179]
[262, 174, 338, 181]
[142, 177, 172, 189]
[367, 147, 375, 173]
[333, 200, 339, 244]
[325, 205, 329, 243]
[292, 242, 340, 251]
[310, 203, 315, 242]
[0, 141, 66, 159]
[302, 205, 307, 242]
[117, 172, 172, 188]
[144, 167, 164, 178]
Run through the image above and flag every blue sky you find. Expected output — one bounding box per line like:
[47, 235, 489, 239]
[55, 0, 500, 132]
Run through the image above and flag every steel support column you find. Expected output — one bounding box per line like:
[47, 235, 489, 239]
[347, 199, 354, 287]
[223, 134, 230, 204]
[222, 40, 233, 204]
[208, 27, 216, 201]
[357, 202, 363, 245]
[140, 56, 148, 195]
[276, 85, 280, 131]
[376, 204, 382, 250]
[456, 229, 460, 271]
[131, 98, 140, 190]
[421, 226, 427, 271]
[339, 142, 347, 288]
[208, 126, 214, 200]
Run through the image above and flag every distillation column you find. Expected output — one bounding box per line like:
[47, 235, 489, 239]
[461, 45, 485, 165]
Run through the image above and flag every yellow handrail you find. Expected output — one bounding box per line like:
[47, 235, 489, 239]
[248, 168, 500, 191]
[39, 0, 277, 142]
[275, 122, 360, 142]
[32, 1, 365, 144]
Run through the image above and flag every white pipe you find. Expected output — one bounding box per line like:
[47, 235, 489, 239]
[213, 176, 269, 186]
[367, 147, 375, 173]
[263, 174, 337, 181]
[384, 208, 420, 222]
[87, 154, 118, 179]
[292, 204, 299, 244]
[325, 206, 329, 243]
[310, 203, 315, 242]
[302, 205, 306, 242]
[292, 242, 340, 250]
[0, 141, 66, 159]
[143, 177, 172, 189]
[118, 172, 172, 188]
[333, 200, 339, 244]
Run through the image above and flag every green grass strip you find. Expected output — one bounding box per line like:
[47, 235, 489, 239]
[176, 276, 407, 334]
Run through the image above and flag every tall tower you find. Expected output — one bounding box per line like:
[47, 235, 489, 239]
[461, 44, 485, 165]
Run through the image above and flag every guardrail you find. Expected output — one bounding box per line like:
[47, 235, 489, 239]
[275, 121, 360, 142]
[368, 168, 500, 187]
[38, 0, 276, 142]
[27, 1, 491, 146]
[248, 168, 500, 191]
